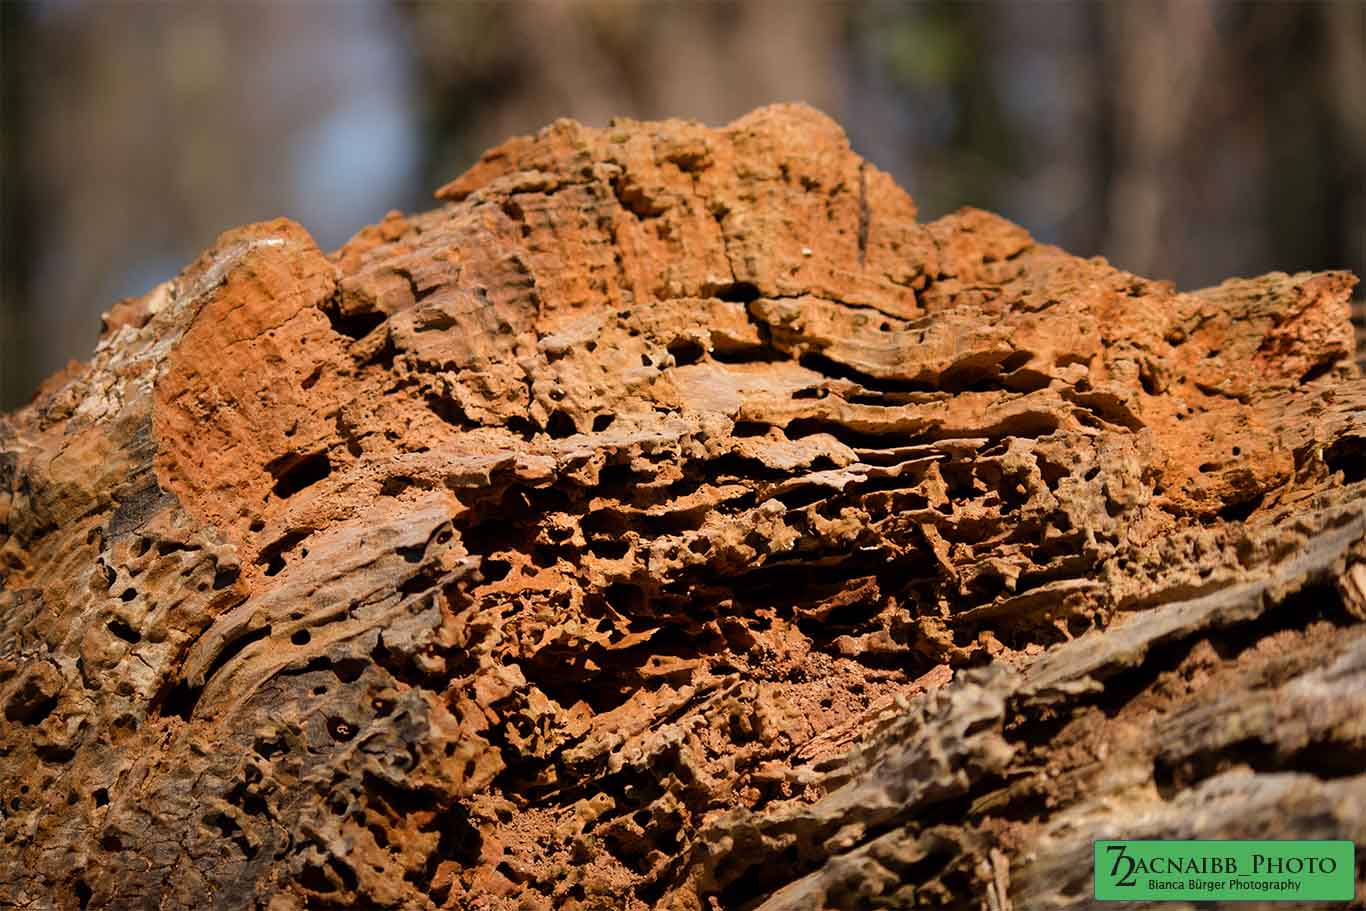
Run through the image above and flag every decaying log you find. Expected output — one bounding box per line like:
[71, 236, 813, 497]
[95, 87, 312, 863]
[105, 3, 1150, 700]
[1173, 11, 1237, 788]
[1, 105, 1363, 911]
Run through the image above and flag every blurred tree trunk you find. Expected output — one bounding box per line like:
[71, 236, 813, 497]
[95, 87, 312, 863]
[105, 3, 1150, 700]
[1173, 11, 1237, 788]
[1327, 0, 1366, 374]
[1103, 0, 1218, 282]
[404, 0, 845, 195]
[1, 2, 33, 407]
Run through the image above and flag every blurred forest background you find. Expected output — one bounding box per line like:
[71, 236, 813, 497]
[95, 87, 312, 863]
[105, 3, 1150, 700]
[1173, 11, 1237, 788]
[2, 0, 1363, 409]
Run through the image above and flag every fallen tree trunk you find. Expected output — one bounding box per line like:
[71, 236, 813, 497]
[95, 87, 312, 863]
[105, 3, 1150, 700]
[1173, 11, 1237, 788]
[1, 104, 1363, 911]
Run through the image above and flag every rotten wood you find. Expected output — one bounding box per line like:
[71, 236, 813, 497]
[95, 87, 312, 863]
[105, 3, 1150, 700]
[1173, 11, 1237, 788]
[2, 105, 1363, 911]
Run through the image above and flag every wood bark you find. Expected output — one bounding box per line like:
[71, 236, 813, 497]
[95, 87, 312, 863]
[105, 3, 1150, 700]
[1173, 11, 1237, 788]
[1, 105, 1363, 911]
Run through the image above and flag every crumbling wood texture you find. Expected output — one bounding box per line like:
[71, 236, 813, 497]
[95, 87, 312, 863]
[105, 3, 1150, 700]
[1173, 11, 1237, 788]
[1353, 299, 1365, 372]
[1, 105, 1364, 911]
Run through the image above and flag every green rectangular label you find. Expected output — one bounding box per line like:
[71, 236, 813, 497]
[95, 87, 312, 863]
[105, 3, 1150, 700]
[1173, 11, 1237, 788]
[1094, 840, 1356, 902]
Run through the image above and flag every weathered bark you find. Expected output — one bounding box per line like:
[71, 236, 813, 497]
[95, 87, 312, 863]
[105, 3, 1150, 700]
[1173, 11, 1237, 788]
[1, 105, 1363, 911]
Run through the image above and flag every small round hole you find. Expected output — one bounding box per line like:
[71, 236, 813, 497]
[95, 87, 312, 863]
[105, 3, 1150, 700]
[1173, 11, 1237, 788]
[327, 717, 356, 741]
